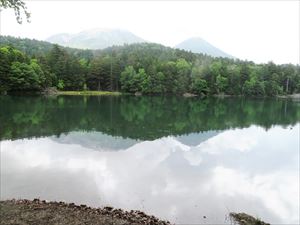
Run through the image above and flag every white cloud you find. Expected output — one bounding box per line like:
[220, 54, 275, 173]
[212, 166, 299, 223]
[196, 127, 258, 154]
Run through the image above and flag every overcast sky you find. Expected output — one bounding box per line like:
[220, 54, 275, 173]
[0, 1, 299, 64]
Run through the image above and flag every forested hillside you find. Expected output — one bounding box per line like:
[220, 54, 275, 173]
[0, 36, 94, 59]
[1, 35, 299, 96]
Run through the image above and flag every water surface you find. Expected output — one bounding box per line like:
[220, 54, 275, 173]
[1, 96, 299, 224]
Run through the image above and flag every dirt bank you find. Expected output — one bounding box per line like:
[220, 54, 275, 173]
[0, 199, 171, 225]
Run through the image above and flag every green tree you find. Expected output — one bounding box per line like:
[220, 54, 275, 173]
[57, 79, 65, 90]
[9, 62, 40, 91]
[226, 64, 241, 95]
[46, 45, 84, 90]
[160, 61, 177, 93]
[243, 77, 265, 96]
[265, 73, 283, 96]
[87, 57, 104, 90]
[120, 66, 136, 92]
[0, 45, 52, 92]
[30, 59, 47, 88]
[191, 77, 208, 95]
[209, 61, 222, 93]
[175, 58, 192, 93]
[152, 72, 166, 93]
[190, 62, 209, 95]
[0, 47, 12, 92]
[216, 74, 228, 94]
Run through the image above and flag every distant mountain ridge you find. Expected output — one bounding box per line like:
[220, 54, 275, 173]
[46, 28, 145, 49]
[46, 28, 234, 59]
[175, 37, 234, 58]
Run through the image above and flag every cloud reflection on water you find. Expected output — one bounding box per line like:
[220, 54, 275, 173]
[1, 125, 299, 224]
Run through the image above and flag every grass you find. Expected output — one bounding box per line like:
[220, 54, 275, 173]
[57, 91, 122, 96]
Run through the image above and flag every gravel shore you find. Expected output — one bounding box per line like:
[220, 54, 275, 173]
[0, 199, 171, 225]
[0, 199, 271, 225]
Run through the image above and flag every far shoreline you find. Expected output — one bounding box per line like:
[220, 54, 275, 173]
[51, 91, 300, 99]
[56, 90, 122, 96]
[1, 89, 300, 99]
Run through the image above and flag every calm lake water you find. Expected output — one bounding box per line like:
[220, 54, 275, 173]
[0, 95, 299, 224]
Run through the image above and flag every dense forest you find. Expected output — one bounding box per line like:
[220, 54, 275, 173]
[1, 35, 299, 96]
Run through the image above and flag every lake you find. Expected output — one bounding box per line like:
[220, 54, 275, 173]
[0, 95, 299, 224]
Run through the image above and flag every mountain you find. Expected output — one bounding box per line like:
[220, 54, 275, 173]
[175, 37, 234, 58]
[51, 131, 139, 151]
[46, 28, 145, 49]
[175, 130, 221, 147]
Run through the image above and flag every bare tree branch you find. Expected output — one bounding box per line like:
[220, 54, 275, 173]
[0, 0, 30, 24]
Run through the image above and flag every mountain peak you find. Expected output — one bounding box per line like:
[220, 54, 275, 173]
[46, 28, 145, 50]
[175, 37, 234, 58]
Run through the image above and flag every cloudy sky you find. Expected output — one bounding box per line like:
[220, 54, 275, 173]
[0, 1, 299, 64]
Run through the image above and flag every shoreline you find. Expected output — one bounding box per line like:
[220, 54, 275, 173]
[2, 90, 300, 99]
[0, 199, 270, 225]
[0, 199, 171, 225]
[56, 92, 300, 99]
[56, 91, 122, 96]
[277, 93, 300, 99]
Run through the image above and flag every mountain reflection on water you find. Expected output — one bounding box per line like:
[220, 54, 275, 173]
[0, 96, 299, 224]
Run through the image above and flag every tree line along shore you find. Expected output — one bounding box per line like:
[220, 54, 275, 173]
[0, 36, 299, 97]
